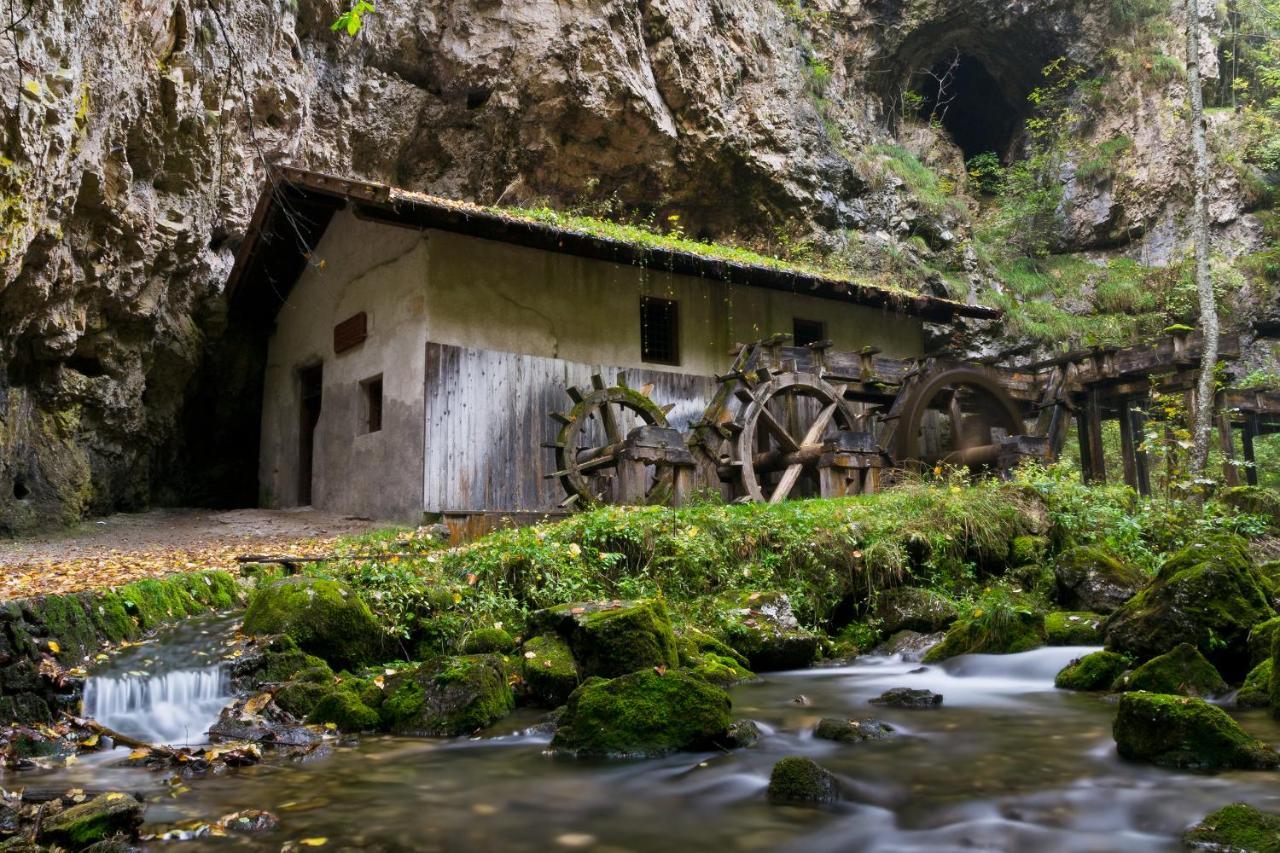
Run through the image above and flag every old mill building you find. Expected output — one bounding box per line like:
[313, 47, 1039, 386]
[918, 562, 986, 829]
[225, 168, 996, 532]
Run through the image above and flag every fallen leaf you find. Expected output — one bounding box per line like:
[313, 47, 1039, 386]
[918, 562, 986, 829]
[298, 838, 328, 847]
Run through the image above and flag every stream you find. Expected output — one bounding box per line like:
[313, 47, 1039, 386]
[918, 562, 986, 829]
[11, 618, 1280, 851]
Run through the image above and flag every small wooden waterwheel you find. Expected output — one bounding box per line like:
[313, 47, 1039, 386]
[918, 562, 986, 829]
[548, 375, 692, 507]
[888, 364, 1028, 469]
[724, 371, 862, 503]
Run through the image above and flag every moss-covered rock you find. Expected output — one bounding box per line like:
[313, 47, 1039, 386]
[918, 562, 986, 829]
[1114, 643, 1227, 697]
[674, 625, 751, 669]
[275, 681, 330, 719]
[1011, 535, 1049, 566]
[38, 792, 142, 848]
[1220, 485, 1280, 530]
[242, 577, 383, 670]
[1055, 650, 1129, 691]
[86, 592, 139, 645]
[922, 591, 1045, 662]
[238, 636, 333, 686]
[766, 756, 839, 805]
[1044, 611, 1104, 645]
[1238, 659, 1273, 708]
[717, 591, 820, 671]
[686, 652, 755, 687]
[380, 654, 514, 736]
[530, 599, 679, 679]
[873, 587, 958, 634]
[1249, 616, 1280, 667]
[1104, 535, 1274, 680]
[1054, 546, 1146, 614]
[519, 634, 579, 707]
[550, 669, 733, 757]
[813, 717, 895, 743]
[1112, 692, 1280, 769]
[117, 577, 200, 629]
[308, 690, 381, 732]
[462, 627, 515, 654]
[26, 594, 98, 661]
[1184, 802, 1280, 852]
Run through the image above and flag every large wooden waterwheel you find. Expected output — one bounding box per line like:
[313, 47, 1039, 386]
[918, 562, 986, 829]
[888, 365, 1027, 469]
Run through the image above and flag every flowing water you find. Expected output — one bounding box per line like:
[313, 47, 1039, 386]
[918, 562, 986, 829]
[16, 623, 1280, 851]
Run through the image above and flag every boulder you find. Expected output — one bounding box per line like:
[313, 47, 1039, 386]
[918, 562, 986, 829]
[813, 717, 896, 743]
[1184, 803, 1280, 852]
[550, 670, 733, 757]
[686, 652, 755, 687]
[462, 627, 515, 654]
[1219, 485, 1280, 530]
[1044, 611, 1104, 645]
[233, 636, 334, 688]
[1249, 616, 1280, 667]
[530, 600, 679, 678]
[519, 634, 579, 707]
[1011, 535, 1050, 566]
[1237, 659, 1273, 708]
[871, 630, 945, 662]
[1105, 537, 1274, 681]
[1054, 546, 1146, 614]
[873, 587, 958, 634]
[718, 591, 820, 671]
[1114, 643, 1228, 698]
[922, 593, 1045, 662]
[308, 689, 381, 732]
[723, 719, 762, 749]
[242, 577, 383, 670]
[274, 681, 329, 719]
[869, 688, 942, 709]
[381, 654, 514, 736]
[38, 792, 143, 848]
[1112, 692, 1279, 769]
[1054, 650, 1129, 691]
[767, 757, 839, 805]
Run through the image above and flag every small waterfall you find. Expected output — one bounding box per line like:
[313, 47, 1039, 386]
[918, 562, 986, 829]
[82, 665, 232, 746]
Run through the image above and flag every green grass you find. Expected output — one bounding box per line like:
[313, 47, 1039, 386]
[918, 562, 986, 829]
[868, 144, 968, 218]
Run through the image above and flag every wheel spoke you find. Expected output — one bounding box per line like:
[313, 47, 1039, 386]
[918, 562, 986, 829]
[756, 406, 800, 452]
[599, 401, 623, 445]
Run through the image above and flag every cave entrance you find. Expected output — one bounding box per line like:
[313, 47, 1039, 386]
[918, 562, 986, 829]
[915, 54, 1020, 163]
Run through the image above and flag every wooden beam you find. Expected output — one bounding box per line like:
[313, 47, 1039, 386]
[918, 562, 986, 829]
[1129, 402, 1152, 496]
[1084, 389, 1106, 484]
[1118, 396, 1139, 490]
[1243, 411, 1261, 487]
[1217, 407, 1241, 487]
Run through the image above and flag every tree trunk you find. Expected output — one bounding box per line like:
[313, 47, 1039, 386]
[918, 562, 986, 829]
[1187, 0, 1220, 482]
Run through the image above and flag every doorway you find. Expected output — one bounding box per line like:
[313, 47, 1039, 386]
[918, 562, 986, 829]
[298, 364, 323, 506]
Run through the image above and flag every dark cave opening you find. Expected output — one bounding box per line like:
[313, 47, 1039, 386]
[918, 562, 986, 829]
[915, 54, 1020, 163]
[12, 476, 29, 501]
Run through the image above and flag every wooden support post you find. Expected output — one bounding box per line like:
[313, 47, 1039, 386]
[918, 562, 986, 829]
[1085, 389, 1106, 484]
[1076, 410, 1095, 483]
[1118, 396, 1139, 490]
[1243, 411, 1260, 486]
[1130, 403, 1151, 496]
[1217, 407, 1240, 487]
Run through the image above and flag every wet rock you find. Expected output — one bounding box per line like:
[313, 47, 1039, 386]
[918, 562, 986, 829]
[813, 717, 896, 743]
[1054, 650, 1129, 692]
[551, 670, 732, 758]
[530, 600, 679, 679]
[381, 654, 514, 736]
[1054, 546, 1146, 614]
[209, 707, 321, 747]
[869, 688, 943, 709]
[519, 634, 580, 707]
[1113, 693, 1280, 770]
[232, 636, 334, 689]
[724, 719, 762, 748]
[1236, 659, 1272, 708]
[218, 809, 280, 834]
[1184, 802, 1280, 851]
[1114, 643, 1227, 698]
[38, 792, 143, 848]
[1044, 611, 1104, 646]
[1219, 485, 1280, 531]
[767, 756, 839, 805]
[872, 630, 945, 662]
[873, 587, 958, 634]
[718, 592, 820, 671]
[1104, 535, 1274, 680]
[242, 578, 383, 670]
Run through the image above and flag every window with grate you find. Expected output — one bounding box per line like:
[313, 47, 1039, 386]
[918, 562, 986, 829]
[361, 375, 383, 434]
[793, 317, 826, 347]
[640, 296, 680, 365]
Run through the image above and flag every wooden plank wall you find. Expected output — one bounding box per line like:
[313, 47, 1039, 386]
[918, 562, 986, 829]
[423, 342, 717, 513]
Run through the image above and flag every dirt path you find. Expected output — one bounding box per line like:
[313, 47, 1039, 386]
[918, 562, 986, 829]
[0, 508, 390, 600]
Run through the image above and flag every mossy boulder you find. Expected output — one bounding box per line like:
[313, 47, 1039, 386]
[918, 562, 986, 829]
[274, 681, 330, 719]
[38, 792, 142, 848]
[26, 594, 98, 661]
[1044, 611, 1104, 645]
[1113, 643, 1227, 697]
[1220, 485, 1280, 530]
[767, 756, 839, 805]
[686, 652, 755, 687]
[1249, 616, 1280, 667]
[308, 690, 381, 732]
[380, 654, 514, 736]
[675, 625, 751, 669]
[86, 592, 139, 645]
[242, 577, 383, 670]
[1055, 650, 1129, 691]
[530, 599, 679, 679]
[717, 591, 820, 671]
[922, 592, 1045, 662]
[1011, 535, 1049, 566]
[550, 669, 733, 757]
[1238, 659, 1273, 708]
[1113, 692, 1280, 769]
[813, 717, 895, 743]
[873, 587, 958, 634]
[1185, 803, 1280, 852]
[236, 636, 333, 686]
[462, 627, 515, 654]
[1104, 535, 1274, 680]
[1054, 546, 1146, 614]
[519, 634, 579, 707]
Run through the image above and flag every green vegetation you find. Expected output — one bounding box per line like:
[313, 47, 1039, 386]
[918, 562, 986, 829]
[922, 587, 1045, 661]
[1055, 650, 1130, 691]
[1113, 692, 1280, 769]
[1184, 804, 1280, 853]
[1237, 658, 1273, 707]
[1115, 643, 1228, 697]
[1044, 611, 1104, 645]
[868, 144, 966, 219]
[243, 577, 384, 670]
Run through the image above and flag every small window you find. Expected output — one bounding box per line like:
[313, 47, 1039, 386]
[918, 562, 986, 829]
[361, 376, 383, 434]
[640, 296, 680, 365]
[793, 318, 826, 347]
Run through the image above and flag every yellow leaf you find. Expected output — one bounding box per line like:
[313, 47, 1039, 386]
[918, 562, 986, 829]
[127, 749, 150, 761]
[452, 593, 462, 604]
[47, 641, 60, 654]
[299, 838, 328, 847]
[324, 722, 337, 730]
[106, 792, 128, 801]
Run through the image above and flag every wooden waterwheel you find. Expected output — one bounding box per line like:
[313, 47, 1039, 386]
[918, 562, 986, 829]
[548, 375, 690, 507]
[888, 365, 1027, 469]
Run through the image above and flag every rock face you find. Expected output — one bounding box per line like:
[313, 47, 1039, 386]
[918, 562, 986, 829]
[0, 0, 1264, 530]
[1112, 693, 1279, 770]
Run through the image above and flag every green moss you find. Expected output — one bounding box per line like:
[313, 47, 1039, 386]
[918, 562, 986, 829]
[923, 589, 1045, 662]
[381, 655, 514, 736]
[1249, 617, 1280, 667]
[1055, 650, 1129, 691]
[87, 592, 139, 644]
[1185, 803, 1280, 851]
[37, 792, 142, 847]
[766, 756, 839, 804]
[308, 690, 380, 732]
[29, 594, 98, 660]
[242, 577, 383, 669]
[1113, 692, 1280, 769]
[686, 652, 755, 687]
[249, 637, 332, 685]
[519, 634, 579, 707]
[462, 627, 515, 654]
[1054, 545, 1146, 613]
[1219, 485, 1280, 530]
[1044, 611, 1104, 646]
[1115, 643, 1227, 697]
[533, 600, 679, 679]
[118, 578, 198, 630]
[718, 591, 821, 671]
[275, 681, 329, 718]
[1011, 535, 1049, 565]
[1238, 659, 1273, 708]
[551, 670, 733, 757]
